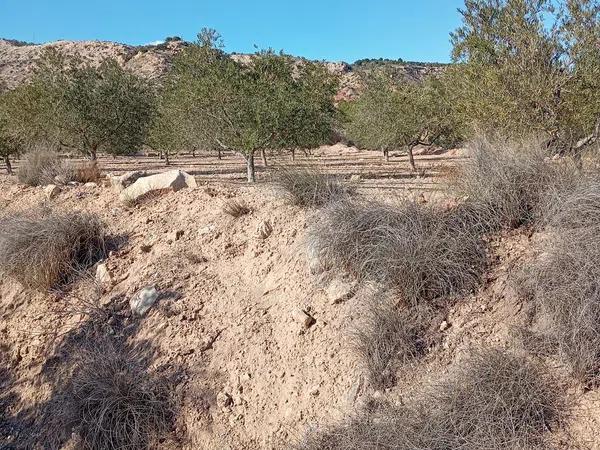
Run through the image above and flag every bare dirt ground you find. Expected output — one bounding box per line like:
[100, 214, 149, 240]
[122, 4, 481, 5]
[0, 144, 598, 449]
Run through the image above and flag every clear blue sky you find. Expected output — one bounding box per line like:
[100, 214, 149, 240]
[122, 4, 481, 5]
[1, 0, 465, 63]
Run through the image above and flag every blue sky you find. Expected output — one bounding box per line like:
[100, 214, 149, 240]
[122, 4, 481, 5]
[1, 0, 465, 63]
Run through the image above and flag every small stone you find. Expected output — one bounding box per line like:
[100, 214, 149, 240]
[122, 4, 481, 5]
[84, 182, 97, 188]
[309, 386, 320, 396]
[439, 320, 450, 331]
[257, 220, 273, 240]
[292, 309, 316, 329]
[95, 263, 112, 288]
[44, 184, 61, 200]
[171, 230, 184, 241]
[350, 174, 361, 182]
[198, 224, 216, 235]
[130, 286, 159, 317]
[326, 278, 357, 304]
[217, 391, 233, 409]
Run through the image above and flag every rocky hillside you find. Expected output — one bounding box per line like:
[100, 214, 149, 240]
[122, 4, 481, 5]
[0, 38, 445, 100]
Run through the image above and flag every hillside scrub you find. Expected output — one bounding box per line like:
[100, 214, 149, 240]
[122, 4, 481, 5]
[307, 199, 487, 305]
[0, 87, 24, 174]
[298, 349, 565, 450]
[0, 208, 106, 290]
[522, 178, 600, 384]
[451, 136, 579, 231]
[275, 165, 353, 207]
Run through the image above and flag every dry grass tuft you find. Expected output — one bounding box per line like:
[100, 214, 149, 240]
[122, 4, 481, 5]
[351, 296, 434, 388]
[452, 135, 577, 231]
[45, 338, 174, 450]
[73, 160, 102, 184]
[17, 150, 102, 186]
[222, 199, 251, 217]
[307, 200, 487, 304]
[0, 208, 106, 290]
[522, 178, 600, 384]
[298, 349, 565, 450]
[275, 166, 353, 207]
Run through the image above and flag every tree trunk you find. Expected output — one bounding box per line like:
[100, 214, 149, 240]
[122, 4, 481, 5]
[291, 148, 296, 161]
[407, 146, 416, 171]
[383, 148, 389, 163]
[4, 155, 12, 174]
[89, 147, 97, 161]
[217, 148, 222, 160]
[246, 152, 256, 183]
[261, 149, 268, 167]
[191, 149, 196, 158]
[165, 151, 170, 166]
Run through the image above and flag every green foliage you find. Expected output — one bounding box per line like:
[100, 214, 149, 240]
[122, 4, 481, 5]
[342, 74, 460, 166]
[154, 29, 338, 181]
[21, 50, 156, 159]
[0, 87, 27, 173]
[449, 0, 600, 150]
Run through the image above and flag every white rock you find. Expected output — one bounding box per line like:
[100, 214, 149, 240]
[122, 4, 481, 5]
[95, 263, 112, 288]
[44, 184, 61, 200]
[84, 182, 98, 188]
[292, 309, 316, 328]
[256, 220, 272, 239]
[130, 286, 159, 317]
[439, 320, 450, 331]
[349, 174, 361, 182]
[108, 171, 146, 193]
[120, 170, 197, 203]
[198, 224, 216, 235]
[326, 278, 357, 304]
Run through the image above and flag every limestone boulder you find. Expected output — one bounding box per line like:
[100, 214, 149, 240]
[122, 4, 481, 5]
[119, 170, 197, 203]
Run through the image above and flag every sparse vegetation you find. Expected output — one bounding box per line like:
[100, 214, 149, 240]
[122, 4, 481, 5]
[451, 135, 578, 231]
[521, 178, 600, 384]
[307, 199, 486, 304]
[275, 166, 352, 207]
[44, 338, 174, 450]
[17, 149, 102, 186]
[0, 208, 106, 290]
[351, 296, 434, 388]
[299, 349, 565, 450]
[222, 198, 251, 217]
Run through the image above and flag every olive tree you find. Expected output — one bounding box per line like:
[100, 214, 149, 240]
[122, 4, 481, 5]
[0, 89, 23, 174]
[449, 0, 600, 156]
[343, 74, 459, 170]
[157, 29, 337, 182]
[25, 50, 155, 160]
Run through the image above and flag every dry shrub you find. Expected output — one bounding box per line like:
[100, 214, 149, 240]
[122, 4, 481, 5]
[522, 178, 600, 384]
[452, 135, 577, 231]
[45, 338, 174, 449]
[298, 350, 565, 450]
[222, 199, 251, 217]
[351, 296, 434, 388]
[275, 166, 353, 207]
[307, 200, 486, 304]
[17, 150, 102, 186]
[0, 208, 106, 290]
[73, 160, 102, 183]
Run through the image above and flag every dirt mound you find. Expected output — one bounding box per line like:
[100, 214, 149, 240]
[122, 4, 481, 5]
[0, 149, 597, 448]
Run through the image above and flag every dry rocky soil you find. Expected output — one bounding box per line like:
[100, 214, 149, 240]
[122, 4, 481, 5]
[0, 144, 598, 449]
